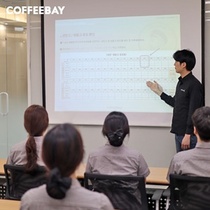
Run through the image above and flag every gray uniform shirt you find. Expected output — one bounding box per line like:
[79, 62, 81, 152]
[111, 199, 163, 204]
[86, 143, 150, 177]
[7, 136, 45, 166]
[167, 141, 210, 181]
[20, 179, 114, 210]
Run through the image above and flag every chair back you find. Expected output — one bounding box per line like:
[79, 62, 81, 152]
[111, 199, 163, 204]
[4, 164, 47, 200]
[169, 174, 210, 210]
[84, 172, 148, 210]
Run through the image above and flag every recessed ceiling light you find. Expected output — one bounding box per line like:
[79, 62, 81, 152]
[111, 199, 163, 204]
[14, 26, 24, 31]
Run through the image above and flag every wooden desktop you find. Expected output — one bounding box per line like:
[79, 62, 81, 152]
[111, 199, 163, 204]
[0, 158, 168, 185]
[71, 163, 169, 185]
[147, 167, 168, 185]
[0, 199, 20, 210]
[0, 158, 6, 176]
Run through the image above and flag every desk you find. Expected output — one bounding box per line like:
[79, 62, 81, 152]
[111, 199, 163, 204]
[75, 163, 86, 179]
[75, 163, 169, 185]
[146, 167, 168, 185]
[0, 158, 6, 176]
[0, 158, 85, 177]
[0, 199, 20, 210]
[0, 160, 169, 185]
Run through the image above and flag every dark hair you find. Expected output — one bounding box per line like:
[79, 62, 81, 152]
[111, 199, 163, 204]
[24, 105, 49, 172]
[173, 49, 196, 71]
[102, 111, 129, 147]
[192, 106, 210, 142]
[42, 123, 84, 199]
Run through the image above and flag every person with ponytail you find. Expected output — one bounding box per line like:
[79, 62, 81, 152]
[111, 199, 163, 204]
[20, 123, 114, 210]
[7, 104, 49, 171]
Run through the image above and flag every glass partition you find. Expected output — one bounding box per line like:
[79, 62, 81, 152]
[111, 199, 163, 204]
[0, 5, 27, 158]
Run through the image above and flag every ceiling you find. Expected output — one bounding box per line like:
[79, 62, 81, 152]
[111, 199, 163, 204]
[0, 0, 26, 7]
[0, 0, 27, 27]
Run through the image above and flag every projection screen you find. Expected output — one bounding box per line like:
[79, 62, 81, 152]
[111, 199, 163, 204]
[42, 0, 203, 126]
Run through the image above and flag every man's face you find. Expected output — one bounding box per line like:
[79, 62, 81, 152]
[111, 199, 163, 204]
[174, 61, 186, 74]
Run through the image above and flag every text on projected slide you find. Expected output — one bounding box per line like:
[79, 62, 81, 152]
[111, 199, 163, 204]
[55, 15, 180, 113]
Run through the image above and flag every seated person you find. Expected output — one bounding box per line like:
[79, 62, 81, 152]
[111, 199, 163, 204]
[5, 105, 49, 198]
[167, 106, 210, 178]
[167, 106, 210, 210]
[20, 123, 114, 210]
[7, 104, 49, 172]
[86, 111, 150, 209]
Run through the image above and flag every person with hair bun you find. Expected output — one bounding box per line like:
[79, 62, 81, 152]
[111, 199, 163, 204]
[86, 112, 149, 209]
[7, 104, 49, 172]
[20, 123, 114, 210]
[86, 111, 150, 177]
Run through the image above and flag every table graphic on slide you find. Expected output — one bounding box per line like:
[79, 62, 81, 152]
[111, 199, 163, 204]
[55, 15, 180, 113]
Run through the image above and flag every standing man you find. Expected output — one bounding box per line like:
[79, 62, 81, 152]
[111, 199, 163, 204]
[146, 49, 204, 152]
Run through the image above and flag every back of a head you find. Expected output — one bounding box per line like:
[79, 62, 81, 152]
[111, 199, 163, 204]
[42, 123, 84, 199]
[24, 104, 49, 136]
[102, 111, 129, 147]
[192, 106, 210, 141]
[173, 49, 196, 71]
[24, 104, 49, 172]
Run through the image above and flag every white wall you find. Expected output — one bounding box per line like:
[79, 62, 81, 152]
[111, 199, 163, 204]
[79, 125, 175, 167]
[27, 0, 209, 167]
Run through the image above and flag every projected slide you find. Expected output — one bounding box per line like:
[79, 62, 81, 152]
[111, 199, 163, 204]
[55, 15, 180, 113]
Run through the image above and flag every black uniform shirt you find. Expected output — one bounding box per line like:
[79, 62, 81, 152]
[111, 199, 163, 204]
[160, 72, 204, 135]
